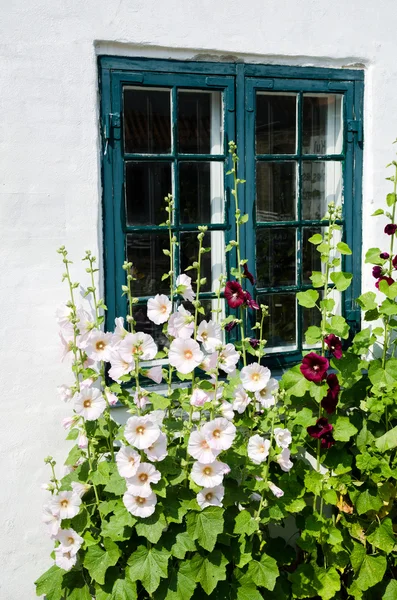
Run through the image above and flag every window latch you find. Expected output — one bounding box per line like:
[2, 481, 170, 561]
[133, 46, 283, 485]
[103, 112, 121, 155]
[347, 119, 363, 144]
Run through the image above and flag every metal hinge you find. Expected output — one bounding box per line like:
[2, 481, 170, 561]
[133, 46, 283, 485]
[103, 112, 121, 155]
[347, 118, 363, 144]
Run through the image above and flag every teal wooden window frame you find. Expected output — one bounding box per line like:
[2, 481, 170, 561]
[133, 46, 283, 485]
[99, 56, 364, 369]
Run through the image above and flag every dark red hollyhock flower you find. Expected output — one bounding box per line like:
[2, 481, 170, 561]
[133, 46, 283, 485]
[324, 334, 343, 359]
[300, 352, 329, 383]
[375, 276, 395, 289]
[326, 373, 340, 395]
[321, 375, 340, 414]
[320, 430, 335, 449]
[244, 291, 260, 310]
[385, 224, 397, 235]
[393, 255, 397, 269]
[225, 320, 237, 332]
[224, 281, 245, 308]
[307, 417, 335, 448]
[372, 266, 383, 279]
[380, 252, 390, 259]
[243, 263, 255, 285]
[249, 338, 260, 348]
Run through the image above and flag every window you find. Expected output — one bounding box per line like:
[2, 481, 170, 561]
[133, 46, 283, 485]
[99, 57, 363, 368]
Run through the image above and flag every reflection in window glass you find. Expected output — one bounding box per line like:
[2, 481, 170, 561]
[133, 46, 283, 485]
[256, 228, 296, 288]
[179, 162, 224, 224]
[301, 161, 342, 220]
[133, 303, 169, 351]
[125, 162, 172, 226]
[258, 293, 296, 351]
[126, 233, 170, 297]
[256, 93, 297, 154]
[178, 91, 222, 154]
[124, 88, 171, 154]
[256, 162, 296, 222]
[302, 94, 343, 155]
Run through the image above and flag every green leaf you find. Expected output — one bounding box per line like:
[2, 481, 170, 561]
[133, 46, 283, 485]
[314, 566, 341, 600]
[304, 471, 323, 496]
[310, 271, 326, 288]
[367, 518, 395, 554]
[91, 461, 111, 485]
[281, 365, 310, 398]
[164, 561, 196, 600]
[375, 426, 397, 452]
[186, 506, 224, 552]
[84, 539, 121, 584]
[351, 544, 387, 591]
[65, 444, 82, 467]
[305, 325, 322, 345]
[189, 550, 228, 595]
[371, 208, 384, 216]
[356, 489, 383, 515]
[233, 509, 259, 536]
[35, 566, 63, 600]
[246, 553, 279, 591]
[104, 471, 127, 495]
[328, 315, 350, 339]
[365, 247, 385, 265]
[379, 298, 397, 316]
[236, 584, 263, 600]
[297, 289, 319, 308]
[135, 512, 167, 544]
[101, 507, 135, 542]
[291, 407, 316, 428]
[369, 358, 397, 387]
[333, 416, 358, 442]
[240, 213, 249, 224]
[128, 545, 170, 595]
[387, 192, 396, 206]
[289, 564, 317, 598]
[171, 531, 197, 559]
[330, 271, 353, 292]
[383, 580, 397, 599]
[308, 233, 323, 245]
[150, 392, 171, 410]
[356, 291, 377, 311]
[320, 298, 335, 312]
[336, 241, 352, 255]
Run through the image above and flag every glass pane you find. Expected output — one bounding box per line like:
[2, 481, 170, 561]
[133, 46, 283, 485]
[180, 162, 223, 224]
[125, 162, 172, 226]
[302, 227, 322, 285]
[178, 90, 222, 154]
[256, 228, 296, 288]
[301, 161, 342, 221]
[123, 88, 171, 154]
[302, 94, 343, 154]
[256, 162, 296, 221]
[126, 233, 170, 296]
[133, 304, 169, 351]
[256, 93, 297, 154]
[180, 231, 225, 294]
[302, 291, 322, 348]
[258, 293, 296, 351]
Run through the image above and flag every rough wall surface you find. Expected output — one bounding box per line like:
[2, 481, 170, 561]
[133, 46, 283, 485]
[0, 1, 396, 597]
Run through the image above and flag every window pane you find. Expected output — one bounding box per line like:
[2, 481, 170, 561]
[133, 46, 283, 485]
[180, 231, 225, 294]
[256, 162, 296, 222]
[178, 90, 222, 154]
[256, 228, 296, 288]
[125, 162, 172, 226]
[301, 161, 342, 221]
[256, 93, 297, 154]
[302, 94, 343, 154]
[258, 293, 296, 351]
[133, 303, 169, 351]
[126, 233, 170, 296]
[302, 290, 322, 348]
[179, 161, 224, 224]
[302, 227, 322, 285]
[123, 88, 171, 154]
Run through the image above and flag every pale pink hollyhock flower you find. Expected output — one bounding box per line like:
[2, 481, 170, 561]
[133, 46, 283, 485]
[219, 401, 234, 421]
[247, 434, 271, 464]
[147, 294, 172, 325]
[168, 305, 194, 339]
[59, 332, 74, 362]
[55, 547, 77, 571]
[116, 446, 141, 478]
[144, 432, 168, 462]
[57, 384, 73, 403]
[241, 363, 271, 392]
[199, 351, 218, 373]
[80, 378, 95, 391]
[42, 504, 61, 537]
[254, 378, 279, 408]
[123, 490, 157, 518]
[197, 320, 222, 353]
[218, 344, 240, 373]
[268, 481, 284, 498]
[71, 482, 91, 498]
[105, 389, 118, 406]
[206, 382, 224, 403]
[85, 330, 113, 362]
[133, 390, 149, 410]
[169, 338, 203, 374]
[56, 528, 83, 556]
[148, 410, 165, 427]
[232, 385, 251, 414]
[188, 430, 220, 464]
[56, 305, 74, 341]
[75, 308, 95, 348]
[124, 415, 160, 450]
[190, 389, 210, 407]
[113, 316, 128, 344]
[119, 332, 157, 362]
[77, 431, 88, 449]
[274, 428, 292, 449]
[202, 417, 236, 451]
[197, 484, 225, 509]
[108, 350, 134, 382]
[62, 415, 78, 430]
[276, 448, 293, 472]
[126, 462, 161, 497]
[146, 366, 163, 384]
[191, 460, 230, 487]
[74, 387, 106, 421]
[50, 491, 81, 520]
[176, 274, 195, 302]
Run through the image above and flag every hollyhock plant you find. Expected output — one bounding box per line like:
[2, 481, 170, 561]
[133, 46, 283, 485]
[254, 377, 279, 408]
[191, 460, 230, 487]
[124, 415, 161, 449]
[175, 273, 195, 301]
[147, 294, 172, 325]
[168, 305, 195, 338]
[74, 387, 106, 421]
[224, 280, 245, 308]
[188, 430, 220, 464]
[300, 352, 329, 382]
[242, 262, 255, 285]
[243, 290, 260, 310]
[247, 434, 270, 464]
[380, 251, 390, 259]
[372, 265, 383, 279]
[144, 432, 168, 462]
[119, 331, 157, 361]
[384, 223, 397, 235]
[197, 485, 225, 509]
[375, 275, 395, 289]
[324, 333, 343, 359]
[123, 490, 157, 518]
[201, 417, 236, 451]
[307, 417, 335, 448]
[168, 337, 203, 373]
[197, 319, 222, 352]
[241, 362, 271, 392]
[115, 446, 141, 478]
[126, 462, 161, 497]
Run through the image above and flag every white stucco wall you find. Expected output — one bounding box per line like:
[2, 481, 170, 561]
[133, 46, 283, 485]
[0, 1, 396, 597]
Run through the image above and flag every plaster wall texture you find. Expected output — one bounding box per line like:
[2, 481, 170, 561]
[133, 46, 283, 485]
[0, 0, 396, 597]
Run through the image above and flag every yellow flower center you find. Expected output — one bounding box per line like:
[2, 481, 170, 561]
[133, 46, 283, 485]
[202, 332, 208, 340]
[184, 350, 193, 360]
[200, 440, 210, 449]
[128, 456, 136, 464]
[67, 537, 74, 545]
[60, 499, 69, 508]
[252, 373, 260, 381]
[139, 473, 148, 482]
[136, 426, 145, 435]
[203, 467, 212, 476]
[213, 429, 221, 438]
[205, 492, 213, 501]
[83, 399, 92, 408]
[96, 341, 105, 351]
[259, 445, 265, 453]
[136, 496, 146, 505]
[161, 305, 167, 313]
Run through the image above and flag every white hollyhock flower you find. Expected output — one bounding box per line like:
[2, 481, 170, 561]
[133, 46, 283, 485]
[202, 417, 236, 451]
[59, 332, 74, 361]
[254, 378, 279, 408]
[126, 462, 161, 497]
[219, 401, 234, 421]
[188, 430, 220, 464]
[74, 387, 106, 421]
[168, 305, 194, 339]
[119, 332, 157, 361]
[148, 410, 166, 427]
[144, 432, 168, 462]
[191, 460, 230, 487]
[55, 547, 77, 571]
[42, 504, 61, 537]
[77, 431, 88, 449]
[169, 338, 203, 374]
[218, 344, 240, 373]
[199, 351, 218, 373]
[56, 528, 83, 556]
[206, 382, 224, 403]
[85, 330, 113, 362]
[190, 389, 210, 407]
[197, 485, 225, 509]
[241, 363, 271, 392]
[276, 448, 293, 472]
[197, 320, 222, 352]
[71, 482, 90, 498]
[113, 316, 128, 344]
[56, 305, 74, 341]
[57, 384, 73, 403]
[146, 366, 163, 384]
[108, 350, 134, 382]
[50, 492, 81, 520]
[133, 390, 149, 410]
[62, 416, 78, 430]
[176, 274, 195, 301]
[116, 446, 141, 478]
[123, 490, 157, 518]
[247, 434, 271, 464]
[124, 415, 160, 449]
[147, 294, 172, 325]
[75, 308, 95, 348]
[274, 428, 292, 449]
[268, 481, 284, 498]
[233, 385, 251, 414]
[105, 389, 118, 406]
